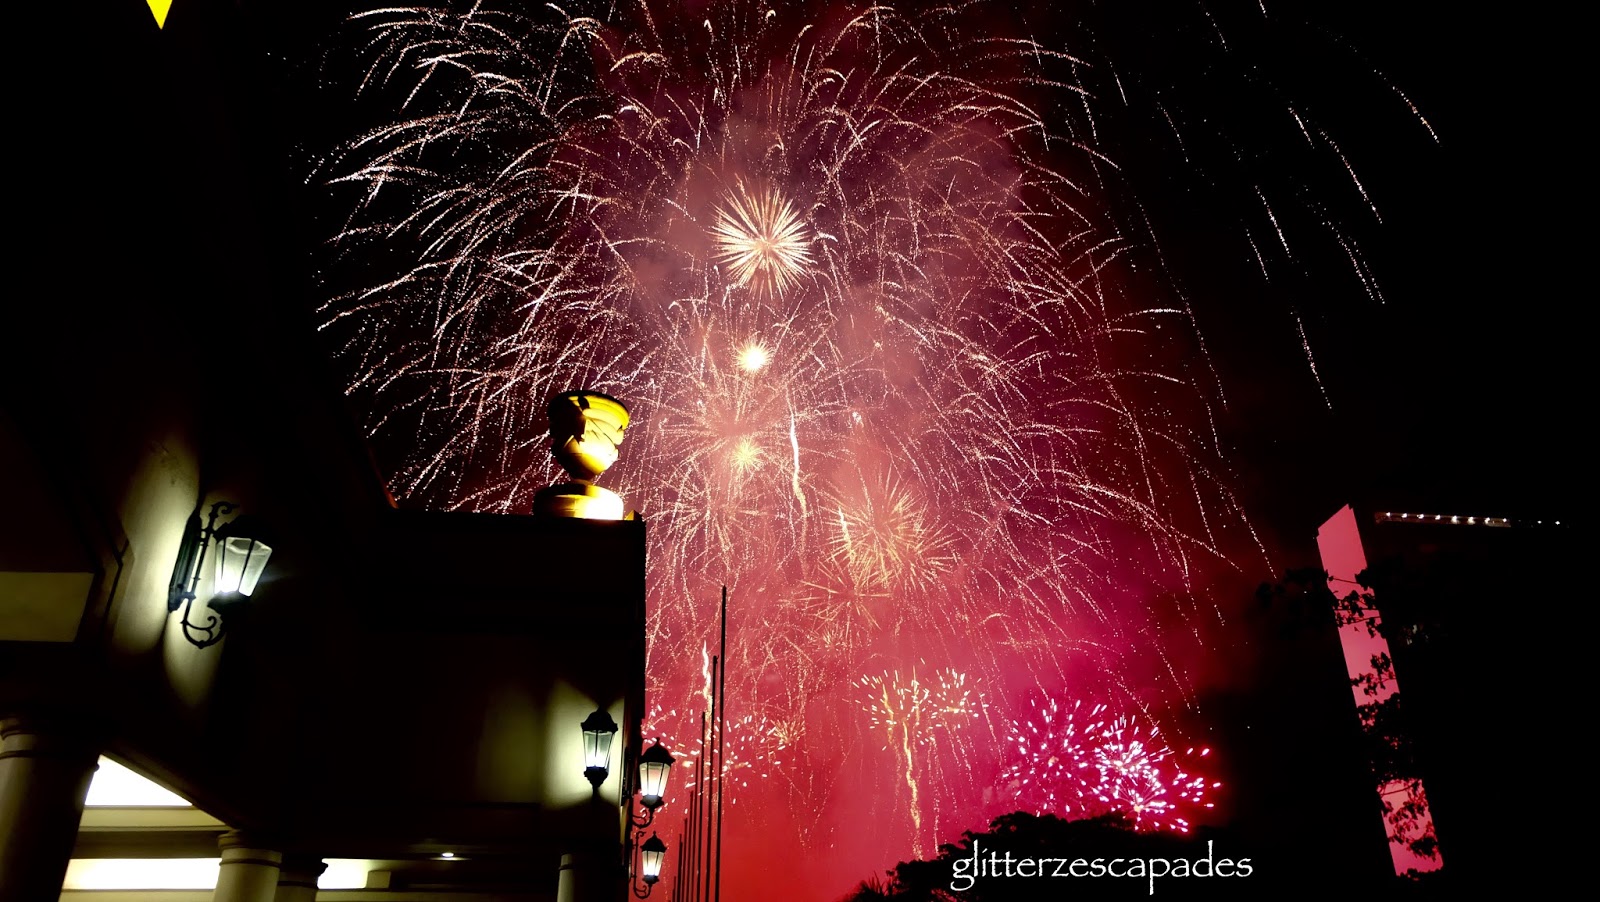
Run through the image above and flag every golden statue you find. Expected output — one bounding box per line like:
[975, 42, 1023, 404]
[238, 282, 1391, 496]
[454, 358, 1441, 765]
[534, 390, 635, 520]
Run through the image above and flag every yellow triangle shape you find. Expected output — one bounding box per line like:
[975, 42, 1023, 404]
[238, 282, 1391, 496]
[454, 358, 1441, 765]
[147, 0, 172, 29]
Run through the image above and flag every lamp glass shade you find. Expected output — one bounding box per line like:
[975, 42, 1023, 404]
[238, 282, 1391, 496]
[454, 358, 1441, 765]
[638, 743, 674, 804]
[581, 711, 618, 773]
[640, 834, 667, 882]
[215, 536, 272, 596]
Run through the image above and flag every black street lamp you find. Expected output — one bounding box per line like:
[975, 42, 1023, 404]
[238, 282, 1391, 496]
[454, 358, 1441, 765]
[630, 741, 675, 827]
[166, 501, 272, 649]
[631, 832, 667, 898]
[580, 709, 619, 794]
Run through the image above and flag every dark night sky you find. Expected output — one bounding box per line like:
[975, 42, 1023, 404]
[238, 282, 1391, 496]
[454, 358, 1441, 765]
[26, 1, 1577, 896]
[1046, 1, 1581, 540]
[1232, 3, 1578, 527]
[36, 6, 1572, 517]
[229, 0, 1578, 542]
[59, 0, 1568, 542]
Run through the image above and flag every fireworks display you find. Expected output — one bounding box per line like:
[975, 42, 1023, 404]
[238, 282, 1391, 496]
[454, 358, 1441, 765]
[306, 0, 1439, 895]
[711, 183, 817, 298]
[853, 668, 992, 854]
[999, 696, 1218, 834]
[999, 697, 1106, 818]
[1084, 715, 1218, 834]
[644, 703, 792, 806]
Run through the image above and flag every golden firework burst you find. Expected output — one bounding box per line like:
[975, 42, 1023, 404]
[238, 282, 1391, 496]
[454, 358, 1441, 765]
[737, 340, 771, 372]
[828, 475, 956, 595]
[711, 185, 815, 297]
[730, 437, 762, 474]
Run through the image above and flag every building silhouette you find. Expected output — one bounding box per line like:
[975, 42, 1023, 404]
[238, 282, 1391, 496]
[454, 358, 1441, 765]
[1317, 496, 1571, 890]
[3, 7, 654, 901]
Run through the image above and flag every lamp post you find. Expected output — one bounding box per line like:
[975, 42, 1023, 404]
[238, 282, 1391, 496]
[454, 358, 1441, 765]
[166, 501, 272, 648]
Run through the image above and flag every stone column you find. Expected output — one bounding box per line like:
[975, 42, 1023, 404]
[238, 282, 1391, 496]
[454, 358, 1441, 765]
[557, 843, 626, 902]
[212, 830, 283, 902]
[0, 713, 100, 902]
[274, 854, 326, 902]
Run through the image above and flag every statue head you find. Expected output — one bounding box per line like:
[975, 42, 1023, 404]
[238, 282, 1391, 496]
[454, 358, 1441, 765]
[548, 390, 629, 481]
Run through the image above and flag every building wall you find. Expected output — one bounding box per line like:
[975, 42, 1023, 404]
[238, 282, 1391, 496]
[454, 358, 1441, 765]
[6, 6, 651, 898]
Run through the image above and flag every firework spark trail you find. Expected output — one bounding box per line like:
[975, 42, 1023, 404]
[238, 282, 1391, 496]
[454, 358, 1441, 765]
[313, 0, 1420, 878]
[1292, 306, 1333, 410]
[855, 669, 988, 854]
[1314, 128, 1382, 224]
[856, 672, 926, 851]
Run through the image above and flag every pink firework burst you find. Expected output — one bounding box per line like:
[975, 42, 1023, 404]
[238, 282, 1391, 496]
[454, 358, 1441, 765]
[644, 704, 791, 806]
[1002, 698, 1218, 834]
[999, 697, 1109, 818]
